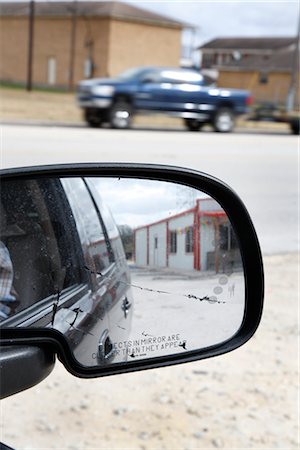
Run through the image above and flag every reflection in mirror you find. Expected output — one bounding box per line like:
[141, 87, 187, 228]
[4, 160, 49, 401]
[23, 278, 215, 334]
[0, 177, 244, 367]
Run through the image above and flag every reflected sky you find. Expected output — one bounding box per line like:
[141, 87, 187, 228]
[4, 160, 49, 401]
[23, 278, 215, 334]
[92, 178, 209, 228]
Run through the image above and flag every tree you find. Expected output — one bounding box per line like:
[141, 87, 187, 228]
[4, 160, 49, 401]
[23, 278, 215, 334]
[118, 225, 134, 259]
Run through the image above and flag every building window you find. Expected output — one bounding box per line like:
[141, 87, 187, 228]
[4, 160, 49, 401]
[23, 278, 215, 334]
[259, 72, 268, 84]
[84, 58, 93, 78]
[154, 236, 158, 249]
[219, 224, 238, 251]
[232, 51, 241, 61]
[185, 226, 194, 253]
[47, 57, 56, 85]
[216, 53, 223, 65]
[169, 231, 177, 253]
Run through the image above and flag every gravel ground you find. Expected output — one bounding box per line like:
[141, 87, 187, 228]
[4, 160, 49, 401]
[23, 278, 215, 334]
[1, 253, 298, 449]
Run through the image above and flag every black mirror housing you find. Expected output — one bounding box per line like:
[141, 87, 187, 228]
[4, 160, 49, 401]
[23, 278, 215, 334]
[0, 163, 264, 379]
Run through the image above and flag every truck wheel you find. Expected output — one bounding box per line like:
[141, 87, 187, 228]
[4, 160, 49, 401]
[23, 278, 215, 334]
[213, 108, 235, 133]
[184, 119, 203, 131]
[84, 109, 104, 128]
[110, 101, 132, 129]
[290, 120, 299, 135]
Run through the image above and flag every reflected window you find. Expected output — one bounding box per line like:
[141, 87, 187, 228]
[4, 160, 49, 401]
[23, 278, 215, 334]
[85, 178, 119, 240]
[61, 178, 113, 273]
[185, 226, 194, 253]
[219, 224, 238, 251]
[170, 231, 177, 253]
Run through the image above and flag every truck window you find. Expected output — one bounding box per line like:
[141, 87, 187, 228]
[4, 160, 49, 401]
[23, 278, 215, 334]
[85, 179, 119, 239]
[84, 178, 127, 266]
[61, 178, 113, 275]
[160, 69, 204, 85]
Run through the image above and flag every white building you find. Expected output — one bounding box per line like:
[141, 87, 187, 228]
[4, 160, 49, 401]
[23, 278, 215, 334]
[134, 198, 240, 273]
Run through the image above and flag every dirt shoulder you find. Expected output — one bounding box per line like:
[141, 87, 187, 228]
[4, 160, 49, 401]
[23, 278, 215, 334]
[0, 87, 82, 123]
[1, 253, 298, 449]
[0, 87, 290, 132]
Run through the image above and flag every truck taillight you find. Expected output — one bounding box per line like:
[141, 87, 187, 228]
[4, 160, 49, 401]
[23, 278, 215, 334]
[246, 95, 253, 106]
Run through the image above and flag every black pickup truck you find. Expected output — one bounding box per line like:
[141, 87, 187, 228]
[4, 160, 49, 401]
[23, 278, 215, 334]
[77, 66, 252, 132]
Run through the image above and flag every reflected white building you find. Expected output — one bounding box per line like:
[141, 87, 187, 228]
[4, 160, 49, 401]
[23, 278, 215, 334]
[134, 198, 240, 273]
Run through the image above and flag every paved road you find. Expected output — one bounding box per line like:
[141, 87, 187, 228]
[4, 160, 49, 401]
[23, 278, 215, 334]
[1, 124, 298, 254]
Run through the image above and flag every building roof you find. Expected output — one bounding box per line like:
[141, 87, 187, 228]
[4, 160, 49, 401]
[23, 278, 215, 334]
[199, 36, 297, 53]
[215, 49, 296, 73]
[135, 198, 225, 232]
[0, 1, 189, 28]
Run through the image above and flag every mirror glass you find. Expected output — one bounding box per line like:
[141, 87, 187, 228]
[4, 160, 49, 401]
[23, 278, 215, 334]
[0, 176, 245, 367]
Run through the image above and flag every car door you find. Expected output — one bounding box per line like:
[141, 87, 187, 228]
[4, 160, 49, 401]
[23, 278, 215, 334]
[61, 177, 123, 365]
[85, 178, 133, 361]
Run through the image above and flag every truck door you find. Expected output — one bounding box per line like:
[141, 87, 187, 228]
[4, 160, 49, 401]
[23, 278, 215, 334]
[134, 70, 166, 111]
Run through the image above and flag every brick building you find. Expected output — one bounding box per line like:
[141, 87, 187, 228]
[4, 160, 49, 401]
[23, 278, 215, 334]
[199, 37, 299, 105]
[0, 1, 186, 88]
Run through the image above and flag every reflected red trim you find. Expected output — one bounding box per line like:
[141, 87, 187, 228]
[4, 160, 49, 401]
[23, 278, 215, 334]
[166, 220, 169, 267]
[197, 200, 201, 271]
[134, 206, 196, 231]
[201, 211, 226, 217]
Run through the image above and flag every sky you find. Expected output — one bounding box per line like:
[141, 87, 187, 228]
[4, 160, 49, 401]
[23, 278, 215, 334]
[123, 0, 299, 48]
[2, 0, 298, 46]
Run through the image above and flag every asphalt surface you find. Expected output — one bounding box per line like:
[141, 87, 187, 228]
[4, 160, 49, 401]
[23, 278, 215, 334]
[1, 124, 298, 254]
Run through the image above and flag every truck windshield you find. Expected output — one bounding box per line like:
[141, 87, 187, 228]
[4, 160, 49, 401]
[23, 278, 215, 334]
[117, 67, 145, 81]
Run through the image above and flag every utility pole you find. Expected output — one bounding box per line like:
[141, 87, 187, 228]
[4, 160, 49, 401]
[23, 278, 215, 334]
[286, 13, 300, 111]
[26, 0, 35, 91]
[68, 0, 77, 91]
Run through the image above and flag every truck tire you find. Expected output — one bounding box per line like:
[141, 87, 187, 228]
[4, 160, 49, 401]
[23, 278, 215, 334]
[290, 119, 299, 135]
[184, 119, 203, 131]
[110, 100, 132, 129]
[84, 108, 104, 128]
[213, 108, 235, 133]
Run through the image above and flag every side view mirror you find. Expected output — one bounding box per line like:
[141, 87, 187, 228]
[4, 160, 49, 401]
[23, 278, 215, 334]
[0, 163, 264, 380]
